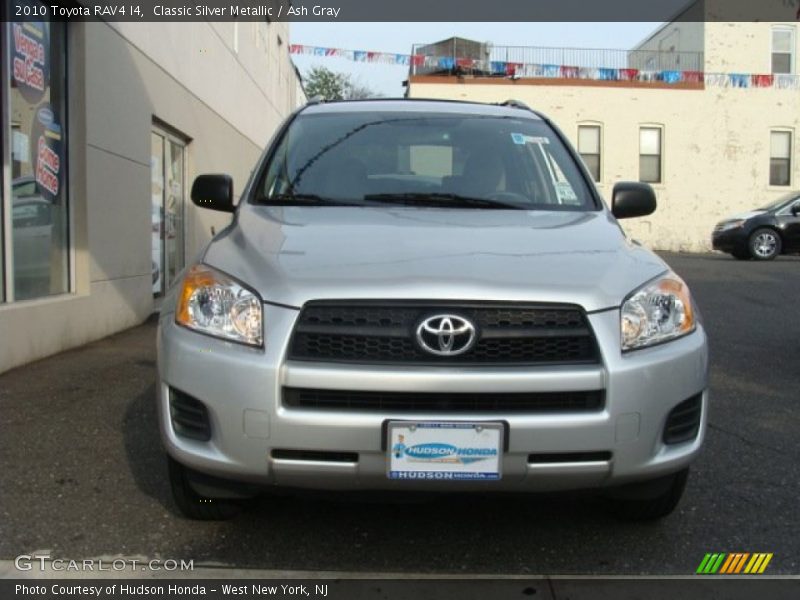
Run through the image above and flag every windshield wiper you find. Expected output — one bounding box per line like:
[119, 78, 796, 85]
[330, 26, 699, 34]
[263, 193, 360, 206]
[363, 193, 525, 210]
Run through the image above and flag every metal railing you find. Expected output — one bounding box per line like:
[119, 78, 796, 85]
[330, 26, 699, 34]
[410, 43, 705, 76]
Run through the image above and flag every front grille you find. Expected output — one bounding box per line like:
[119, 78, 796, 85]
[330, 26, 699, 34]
[288, 302, 598, 365]
[169, 388, 211, 441]
[283, 388, 605, 413]
[663, 394, 703, 445]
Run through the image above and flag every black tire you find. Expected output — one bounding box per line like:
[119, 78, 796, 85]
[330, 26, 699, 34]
[167, 456, 244, 520]
[731, 249, 750, 260]
[748, 228, 782, 261]
[602, 468, 689, 521]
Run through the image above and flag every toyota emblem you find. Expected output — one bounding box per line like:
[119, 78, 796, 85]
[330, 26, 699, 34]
[415, 315, 477, 356]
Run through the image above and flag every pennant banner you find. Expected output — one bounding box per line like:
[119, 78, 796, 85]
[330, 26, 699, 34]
[289, 45, 800, 90]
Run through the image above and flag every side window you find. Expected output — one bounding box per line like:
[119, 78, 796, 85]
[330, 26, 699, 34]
[639, 127, 663, 184]
[13, 180, 38, 197]
[37, 202, 53, 226]
[13, 204, 39, 228]
[577, 125, 601, 182]
[770, 131, 792, 187]
[772, 26, 795, 75]
[12, 202, 50, 227]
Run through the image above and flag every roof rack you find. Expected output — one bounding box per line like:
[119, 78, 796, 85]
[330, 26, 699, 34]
[306, 95, 326, 105]
[498, 99, 532, 111]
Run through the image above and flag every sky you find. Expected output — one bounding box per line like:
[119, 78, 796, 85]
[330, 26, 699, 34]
[290, 22, 664, 97]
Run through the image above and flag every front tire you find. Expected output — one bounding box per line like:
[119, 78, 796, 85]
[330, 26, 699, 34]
[167, 456, 244, 520]
[748, 228, 781, 260]
[602, 468, 689, 521]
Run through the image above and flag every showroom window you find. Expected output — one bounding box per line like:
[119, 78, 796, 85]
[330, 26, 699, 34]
[577, 125, 602, 182]
[151, 126, 187, 296]
[639, 127, 663, 184]
[771, 26, 795, 75]
[2, 4, 69, 302]
[769, 130, 792, 186]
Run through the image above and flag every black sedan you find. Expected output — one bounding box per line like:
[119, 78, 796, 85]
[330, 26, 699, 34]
[712, 192, 800, 260]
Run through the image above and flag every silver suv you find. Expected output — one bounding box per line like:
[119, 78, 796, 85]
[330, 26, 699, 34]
[157, 99, 707, 520]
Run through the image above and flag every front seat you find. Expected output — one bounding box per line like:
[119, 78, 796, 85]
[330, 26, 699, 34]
[316, 155, 369, 201]
[443, 151, 505, 198]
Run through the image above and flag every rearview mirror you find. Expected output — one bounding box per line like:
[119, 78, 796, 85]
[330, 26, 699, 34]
[611, 182, 657, 219]
[191, 174, 235, 213]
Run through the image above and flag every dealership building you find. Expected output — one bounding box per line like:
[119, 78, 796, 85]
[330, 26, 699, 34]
[1, 11, 304, 373]
[407, 20, 800, 252]
[3, 12, 799, 375]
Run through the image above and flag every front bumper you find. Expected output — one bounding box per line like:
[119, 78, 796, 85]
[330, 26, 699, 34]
[712, 227, 748, 253]
[157, 304, 708, 492]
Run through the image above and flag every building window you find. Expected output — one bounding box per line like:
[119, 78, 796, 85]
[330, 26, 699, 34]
[772, 27, 795, 75]
[577, 125, 601, 182]
[639, 127, 662, 184]
[770, 131, 792, 186]
[3, 8, 70, 302]
[151, 126, 187, 296]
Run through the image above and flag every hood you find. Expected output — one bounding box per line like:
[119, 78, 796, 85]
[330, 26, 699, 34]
[722, 210, 766, 221]
[202, 205, 669, 312]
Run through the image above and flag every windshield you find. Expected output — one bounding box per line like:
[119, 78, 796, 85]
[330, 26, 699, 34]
[256, 111, 596, 210]
[757, 192, 798, 211]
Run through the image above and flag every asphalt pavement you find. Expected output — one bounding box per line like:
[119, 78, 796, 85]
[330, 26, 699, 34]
[1, 252, 798, 575]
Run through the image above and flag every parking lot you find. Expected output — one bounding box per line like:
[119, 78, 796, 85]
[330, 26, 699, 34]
[1, 252, 798, 575]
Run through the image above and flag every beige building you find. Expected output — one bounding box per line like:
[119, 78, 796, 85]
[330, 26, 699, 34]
[1, 13, 304, 373]
[407, 21, 800, 252]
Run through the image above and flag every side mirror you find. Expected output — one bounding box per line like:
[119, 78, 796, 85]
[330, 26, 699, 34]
[611, 182, 657, 219]
[792, 203, 800, 216]
[191, 174, 235, 213]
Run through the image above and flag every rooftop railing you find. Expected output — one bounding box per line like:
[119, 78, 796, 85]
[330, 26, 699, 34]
[410, 43, 705, 76]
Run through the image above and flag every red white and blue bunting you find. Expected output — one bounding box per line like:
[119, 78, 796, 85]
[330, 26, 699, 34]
[289, 44, 800, 90]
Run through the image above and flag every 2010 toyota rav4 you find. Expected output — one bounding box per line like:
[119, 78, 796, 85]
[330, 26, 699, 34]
[157, 99, 708, 521]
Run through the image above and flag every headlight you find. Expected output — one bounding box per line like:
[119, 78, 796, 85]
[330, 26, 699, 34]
[717, 219, 744, 231]
[176, 264, 263, 347]
[621, 273, 695, 351]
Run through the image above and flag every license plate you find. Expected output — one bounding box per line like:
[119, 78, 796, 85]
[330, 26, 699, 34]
[387, 421, 503, 481]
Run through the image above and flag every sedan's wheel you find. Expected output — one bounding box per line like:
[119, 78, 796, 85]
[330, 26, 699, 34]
[167, 456, 243, 520]
[602, 468, 689, 521]
[748, 228, 781, 260]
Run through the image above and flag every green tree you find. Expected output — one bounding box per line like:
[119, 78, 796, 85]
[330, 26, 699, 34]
[347, 80, 376, 100]
[303, 66, 378, 101]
